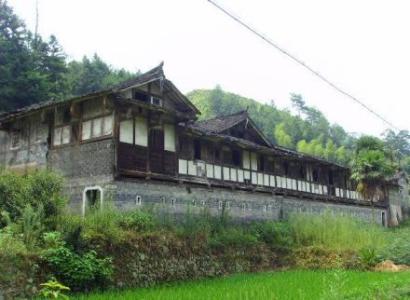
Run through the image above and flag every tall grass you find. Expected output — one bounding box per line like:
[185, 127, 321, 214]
[289, 211, 387, 252]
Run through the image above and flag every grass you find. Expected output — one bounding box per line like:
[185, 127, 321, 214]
[289, 212, 387, 252]
[73, 270, 410, 300]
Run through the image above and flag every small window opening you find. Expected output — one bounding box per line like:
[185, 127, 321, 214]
[136, 195, 142, 206]
[201, 200, 206, 206]
[381, 212, 386, 227]
[218, 200, 223, 210]
[242, 203, 246, 211]
[194, 140, 201, 160]
[171, 198, 176, 206]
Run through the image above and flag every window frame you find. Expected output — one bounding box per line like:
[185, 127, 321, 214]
[80, 113, 114, 143]
[53, 124, 72, 147]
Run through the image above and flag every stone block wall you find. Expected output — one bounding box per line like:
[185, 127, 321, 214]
[69, 178, 386, 225]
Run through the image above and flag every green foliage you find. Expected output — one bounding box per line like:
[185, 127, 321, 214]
[20, 203, 44, 249]
[42, 246, 113, 291]
[65, 54, 137, 98]
[188, 88, 354, 164]
[351, 136, 397, 199]
[0, 226, 27, 256]
[288, 212, 386, 252]
[249, 221, 293, 250]
[358, 248, 380, 269]
[118, 209, 155, 232]
[0, 0, 137, 111]
[0, 0, 67, 111]
[39, 278, 70, 299]
[0, 170, 65, 228]
[43, 231, 65, 249]
[209, 228, 259, 249]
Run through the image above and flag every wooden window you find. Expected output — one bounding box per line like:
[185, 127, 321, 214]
[119, 119, 133, 144]
[53, 125, 71, 146]
[133, 90, 150, 103]
[55, 106, 71, 126]
[312, 168, 319, 182]
[242, 150, 250, 169]
[194, 140, 201, 160]
[232, 149, 241, 167]
[92, 117, 102, 138]
[10, 131, 20, 149]
[215, 149, 220, 161]
[135, 117, 148, 146]
[164, 124, 176, 152]
[222, 147, 232, 165]
[258, 155, 265, 172]
[82, 114, 113, 141]
[283, 161, 289, 176]
[250, 152, 258, 171]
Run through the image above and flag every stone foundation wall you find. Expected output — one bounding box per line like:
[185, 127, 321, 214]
[66, 177, 387, 225]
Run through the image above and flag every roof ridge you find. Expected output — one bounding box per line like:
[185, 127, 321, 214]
[196, 109, 248, 124]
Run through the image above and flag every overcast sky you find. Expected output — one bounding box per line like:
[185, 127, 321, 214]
[8, 0, 410, 136]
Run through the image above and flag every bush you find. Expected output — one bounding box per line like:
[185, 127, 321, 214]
[42, 245, 113, 291]
[119, 209, 155, 232]
[210, 228, 259, 249]
[0, 170, 65, 229]
[250, 221, 293, 250]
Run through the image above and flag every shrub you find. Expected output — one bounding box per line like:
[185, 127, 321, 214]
[358, 248, 380, 269]
[26, 171, 65, 228]
[250, 221, 293, 250]
[0, 227, 27, 256]
[0, 170, 65, 230]
[209, 228, 259, 249]
[21, 203, 44, 249]
[39, 278, 70, 299]
[43, 231, 65, 249]
[42, 245, 113, 291]
[119, 209, 155, 232]
[0, 171, 26, 223]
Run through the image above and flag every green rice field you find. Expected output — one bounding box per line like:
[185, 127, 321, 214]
[74, 270, 410, 300]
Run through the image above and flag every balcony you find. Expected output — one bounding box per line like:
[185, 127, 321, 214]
[178, 159, 365, 202]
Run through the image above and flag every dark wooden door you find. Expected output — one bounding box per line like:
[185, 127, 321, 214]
[149, 129, 164, 173]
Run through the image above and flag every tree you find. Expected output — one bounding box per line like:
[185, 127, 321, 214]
[0, 0, 67, 111]
[351, 136, 397, 201]
[290, 93, 305, 116]
[274, 123, 293, 148]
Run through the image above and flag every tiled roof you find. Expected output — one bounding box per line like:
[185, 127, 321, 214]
[0, 62, 199, 122]
[188, 110, 248, 134]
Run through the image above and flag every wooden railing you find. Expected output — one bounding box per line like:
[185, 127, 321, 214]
[178, 159, 363, 201]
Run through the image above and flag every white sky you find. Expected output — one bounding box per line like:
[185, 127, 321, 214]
[8, 0, 410, 136]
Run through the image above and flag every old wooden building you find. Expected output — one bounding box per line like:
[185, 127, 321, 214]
[0, 63, 406, 225]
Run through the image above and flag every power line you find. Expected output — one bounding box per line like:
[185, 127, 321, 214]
[207, 0, 402, 132]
